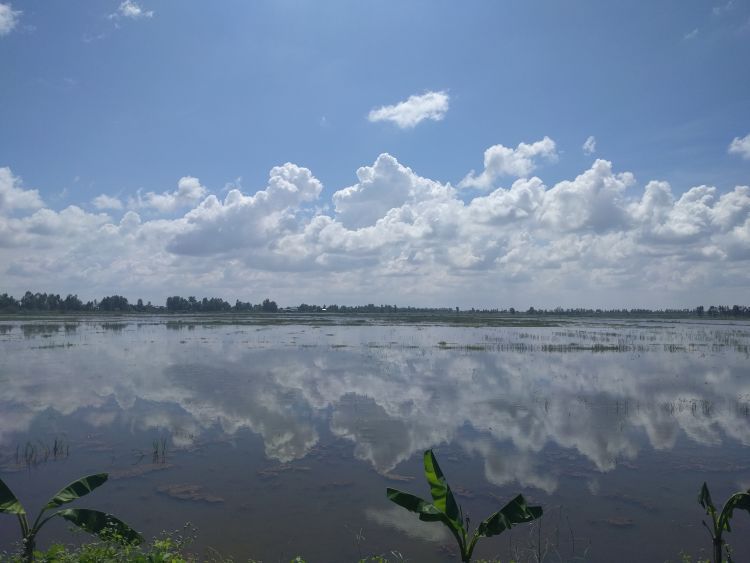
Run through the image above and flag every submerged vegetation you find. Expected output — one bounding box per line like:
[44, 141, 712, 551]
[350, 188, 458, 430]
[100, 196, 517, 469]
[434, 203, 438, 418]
[14, 439, 69, 469]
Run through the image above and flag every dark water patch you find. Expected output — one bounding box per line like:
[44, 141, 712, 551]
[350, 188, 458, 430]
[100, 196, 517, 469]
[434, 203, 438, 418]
[20, 323, 60, 338]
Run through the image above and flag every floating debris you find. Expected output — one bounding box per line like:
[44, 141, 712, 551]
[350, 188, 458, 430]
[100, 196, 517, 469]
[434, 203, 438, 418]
[318, 480, 354, 491]
[257, 464, 311, 479]
[602, 492, 658, 512]
[110, 463, 173, 480]
[382, 472, 415, 482]
[589, 517, 635, 528]
[156, 483, 224, 503]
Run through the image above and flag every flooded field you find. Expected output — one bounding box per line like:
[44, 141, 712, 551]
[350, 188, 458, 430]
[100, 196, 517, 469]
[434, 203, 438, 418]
[1, 316, 749, 562]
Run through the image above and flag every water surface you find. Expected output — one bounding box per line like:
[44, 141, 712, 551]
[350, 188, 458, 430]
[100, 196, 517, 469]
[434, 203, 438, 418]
[1, 316, 749, 562]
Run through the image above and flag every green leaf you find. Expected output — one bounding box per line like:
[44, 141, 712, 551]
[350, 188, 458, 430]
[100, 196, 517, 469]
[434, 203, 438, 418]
[387, 488, 430, 513]
[0, 478, 25, 515]
[387, 487, 464, 551]
[422, 450, 461, 526]
[57, 508, 142, 545]
[477, 494, 543, 538]
[45, 474, 108, 509]
[386, 488, 443, 521]
[718, 491, 750, 532]
[699, 482, 717, 518]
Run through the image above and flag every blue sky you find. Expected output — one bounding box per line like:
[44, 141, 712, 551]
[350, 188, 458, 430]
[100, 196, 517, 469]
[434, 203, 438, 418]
[1, 1, 749, 307]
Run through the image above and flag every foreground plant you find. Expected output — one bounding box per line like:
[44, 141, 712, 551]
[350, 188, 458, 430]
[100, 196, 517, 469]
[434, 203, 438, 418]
[698, 481, 750, 563]
[387, 450, 542, 563]
[0, 473, 141, 562]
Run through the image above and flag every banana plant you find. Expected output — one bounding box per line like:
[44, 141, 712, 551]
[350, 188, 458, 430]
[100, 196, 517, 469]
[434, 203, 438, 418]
[0, 473, 141, 562]
[387, 450, 542, 563]
[698, 482, 750, 563]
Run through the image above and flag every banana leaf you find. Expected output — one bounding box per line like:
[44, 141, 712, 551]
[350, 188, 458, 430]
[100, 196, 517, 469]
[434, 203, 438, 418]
[477, 494, 543, 538]
[423, 450, 461, 526]
[699, 482, 717, 518]
[57, 508, 142, 545]
[0, 478, 25, 515]
[719, 491, 750, 533]
[45, 474, 108, 509]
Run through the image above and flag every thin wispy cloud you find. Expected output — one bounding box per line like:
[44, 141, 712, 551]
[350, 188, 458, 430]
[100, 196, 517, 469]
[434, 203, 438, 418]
[684, 28, 699, 40]
[713, 0, 735, 16]
[0, 2, 21, 36]
[368, 90, 449, 129]
[729, 133, 750, 160]
[582, 136, 597, 155]
[83, 32, 107, 43]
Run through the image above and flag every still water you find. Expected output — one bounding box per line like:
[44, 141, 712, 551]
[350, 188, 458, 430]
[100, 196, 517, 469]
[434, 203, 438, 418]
[1, 316, 749, 562]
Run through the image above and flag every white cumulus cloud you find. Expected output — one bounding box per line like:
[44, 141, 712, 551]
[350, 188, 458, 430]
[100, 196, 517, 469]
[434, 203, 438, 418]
[92, 194, 123, 210]
[1, 141, 749, 307]
[167, 163, 322, 257]
[110, 0, 153, 20]
[0, 167, 44, 213]
[0, 3, 20, 37]
[332, 153, 453, 229]
[539, 159, 634, 233]
[133, 176, 208, 213]
[368, 91, 449, 129]
[729, 133, 750, 160]
[459, 137, 558, 190]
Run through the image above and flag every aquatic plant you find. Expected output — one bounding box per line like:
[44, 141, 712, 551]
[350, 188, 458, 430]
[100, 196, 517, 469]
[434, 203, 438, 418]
[698, 481, 750, 563]
[14, 438, 69, 468]
[0, 473, 141, 562]
[387, 450, 542, 563]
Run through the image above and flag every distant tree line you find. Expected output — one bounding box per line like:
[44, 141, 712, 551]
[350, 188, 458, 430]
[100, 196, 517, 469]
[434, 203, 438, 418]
[295, 303, 750, 317]
[166, 296, 278, 313]
[1, 290, 749, 317]
[296, 303, 413, 313]
[0, 291, 278, 314]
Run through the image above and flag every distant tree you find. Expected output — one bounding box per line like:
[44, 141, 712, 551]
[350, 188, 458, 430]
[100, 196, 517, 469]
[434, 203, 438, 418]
[234, 299, 253, 312]
[166, 296, 189, 312]
[0, 293, 19, 312]
[99, 295, 130, 311]
[261, 298, 278, 312]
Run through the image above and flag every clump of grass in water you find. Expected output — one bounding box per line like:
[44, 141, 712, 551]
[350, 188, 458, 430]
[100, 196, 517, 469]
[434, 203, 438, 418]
[14, 437, 69, 468]
[152, 437, 168, 464]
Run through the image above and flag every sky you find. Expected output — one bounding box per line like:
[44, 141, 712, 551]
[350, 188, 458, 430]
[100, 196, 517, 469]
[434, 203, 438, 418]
[1, 0, 749, 308]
